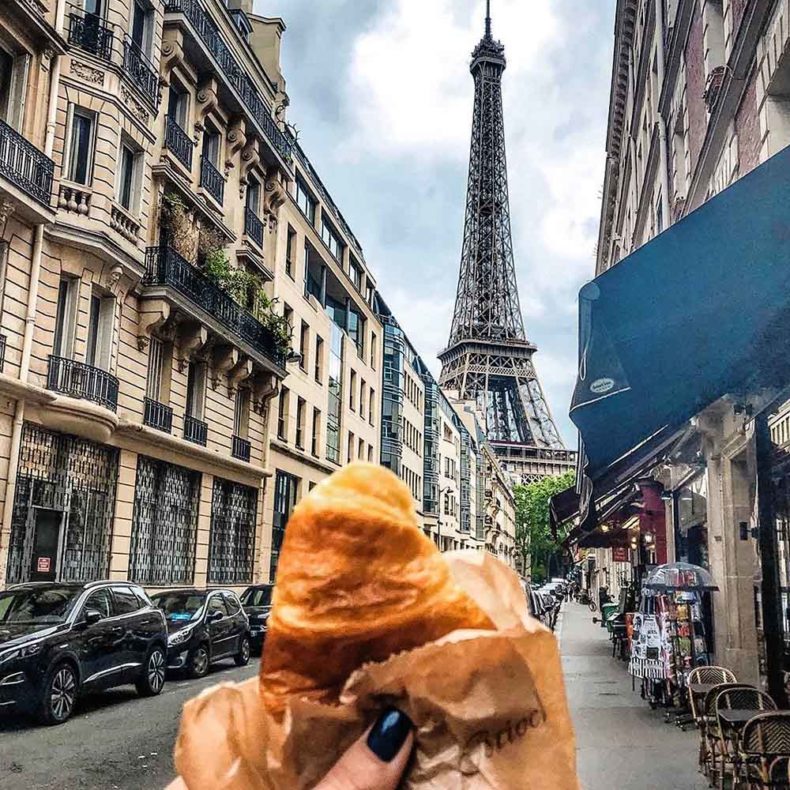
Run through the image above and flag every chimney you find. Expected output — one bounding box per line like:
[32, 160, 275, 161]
[226, 0, 254, 14]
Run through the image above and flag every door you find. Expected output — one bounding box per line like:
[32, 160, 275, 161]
[76, 587, 120, 688]
[206, 594, 233, 658]
[30, 509, 62, 582]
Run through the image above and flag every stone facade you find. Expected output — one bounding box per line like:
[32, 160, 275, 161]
[594, 0, 790, 682]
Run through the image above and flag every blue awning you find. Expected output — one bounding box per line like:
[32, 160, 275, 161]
[571, 146, 790, 498]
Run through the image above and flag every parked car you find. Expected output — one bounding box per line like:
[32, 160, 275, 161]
[0, 580, 168, 725]
[150, 588, 250, 678]
[240, 583, 273, 654]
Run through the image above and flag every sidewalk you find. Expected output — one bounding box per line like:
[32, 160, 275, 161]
[559, 602, 707, 789]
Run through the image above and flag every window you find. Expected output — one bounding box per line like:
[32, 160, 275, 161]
[296, 397, 305, 449]
[234, 389, 250, 438]
[360, 380, 366, 416]
[347, 431, 354, 463]
[285, 226, 296, 279]
[348, 310, 365, 358]
[203, 124, 221, 167]
[314, 336, 324, 383]
[112, 586, 142, 615]
[366, 283, 374, 305]
[208, 594, 228, 618]
[247, 176, 261, 215]
[83, 587, 112, 618]
[185, 362, 206, 419]
[370, 333, 377, 369]
[299, 321, 309, 372]
[369, 388, 375, 425]
[118, 140, 141, 212]
[85, 290, 114, 370]
[326, 323, 343, 464]
[349, 259, 362, 290]
[358, 437, 364, 459]
[367, 445, 373, 462]
[0, 49, 14, 125]
[271, 470, 299, 579]
[53, 277, 78, 358]
[277, 386, 289, 441]
[295, 177, 316, 224]
[311, 408, 321, 456]
[167, 79, 188, 128]
[130, 0, 152, 56]
[349, 370, 356, 411]
[67, 109, 95, 185]
[0, 49, 29, 130]
[146, 337, 170, 402]
[321, 218, 342, 259]
[283, 303, 293, 335]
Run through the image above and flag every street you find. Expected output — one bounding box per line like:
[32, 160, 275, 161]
[0, 661, 258, 790]
[561, 603, 706, 790]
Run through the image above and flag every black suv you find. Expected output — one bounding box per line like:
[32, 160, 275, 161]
[240, 584, 273, 654]
[0, 581, 168, 725]
[150, 588, 250, 678]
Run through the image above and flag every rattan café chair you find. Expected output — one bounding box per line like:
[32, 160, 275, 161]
[701, 683, 751, 782]
[689, 666, 737, 774]
[715, 687, 775, 790]
[738, 711, 790, 789]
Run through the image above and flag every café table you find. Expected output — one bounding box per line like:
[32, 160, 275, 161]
[718, 709, 760, 777]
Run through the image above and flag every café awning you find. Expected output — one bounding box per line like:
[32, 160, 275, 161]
[571, 146, 790, 508]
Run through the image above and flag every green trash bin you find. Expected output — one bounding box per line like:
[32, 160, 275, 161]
[601, 602, 619, 632]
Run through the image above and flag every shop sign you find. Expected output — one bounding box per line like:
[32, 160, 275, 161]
[612, 547, 628, 563]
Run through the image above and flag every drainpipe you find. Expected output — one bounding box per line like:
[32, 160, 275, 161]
[0, 0, 65, 577]
[655, 0, 672, 229]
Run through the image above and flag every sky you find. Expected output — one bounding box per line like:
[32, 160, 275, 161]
[256, 0, 616, 445]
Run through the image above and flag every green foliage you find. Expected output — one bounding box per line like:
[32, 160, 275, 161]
[514, 470, 576, 583]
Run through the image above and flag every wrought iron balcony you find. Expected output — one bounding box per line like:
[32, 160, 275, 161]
[200, 156, 224, 204]
[165, 115, 194, 171]
[143, 245, 286, 369]
[184, 414, 208, 446]
[0, 333, 6, 373]
[231, 435, 251, 462]
[0, 120, 54, 206]
[164, 0, 293, 166]
[47, 356, 119, 412]
[68, 12, 114, 62]
[244, 206, 264, 248]
[123, 36, 160, 108]
[143, 397, 173, 433]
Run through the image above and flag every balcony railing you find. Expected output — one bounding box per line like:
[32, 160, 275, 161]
[47, 356, 119, 412]
[68, 12, 114, 62]
[123, 36, 160, 108]
[184, 414, 208, 446]
[164, 0, 293, 165]
[244, 206, 264, 248]
[143, 397, 173, 433]
[0, 333, 6, 373]
[232, 435, 251, 462]
[200, 156, 224, 204]
[143, 245, 286, 368]
[165, 115, 194, 170]
[0, 120, 54, 206]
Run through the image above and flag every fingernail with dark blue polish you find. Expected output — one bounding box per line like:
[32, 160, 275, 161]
[366, 707, 413, 762]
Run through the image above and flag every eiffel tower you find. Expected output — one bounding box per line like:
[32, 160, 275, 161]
[439, 1, 576, 485]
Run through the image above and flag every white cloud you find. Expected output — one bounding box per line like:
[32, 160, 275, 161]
[348, 0, 558, 158]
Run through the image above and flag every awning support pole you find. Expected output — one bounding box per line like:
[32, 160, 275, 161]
[755, 412, 788, 707]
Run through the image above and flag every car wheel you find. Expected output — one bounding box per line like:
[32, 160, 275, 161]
[38, 662, 78, 726]
[136, 646, 166, 697]
[188, 644, 210, 679]
[234, 635, 251, 667]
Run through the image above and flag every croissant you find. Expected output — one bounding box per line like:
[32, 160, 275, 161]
[260, 462, 495, 717]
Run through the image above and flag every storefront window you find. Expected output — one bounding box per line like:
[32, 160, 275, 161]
[675, 473, 709, 570]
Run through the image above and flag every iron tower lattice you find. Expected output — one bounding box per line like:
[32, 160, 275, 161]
[439, 2, 575, 484]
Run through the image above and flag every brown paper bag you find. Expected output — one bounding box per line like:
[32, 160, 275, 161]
[174, 551, 578, 789]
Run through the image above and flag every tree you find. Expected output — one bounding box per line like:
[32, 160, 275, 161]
[514, 471, 575, 583]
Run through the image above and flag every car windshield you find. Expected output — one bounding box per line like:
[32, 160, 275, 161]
[151, 592, 206, 622]
[240, 586, 273, 607]
[0, 586, 80, 625]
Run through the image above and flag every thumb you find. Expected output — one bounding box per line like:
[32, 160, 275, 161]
[315, 708, 414, 790]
